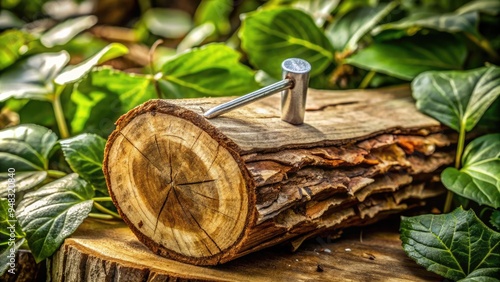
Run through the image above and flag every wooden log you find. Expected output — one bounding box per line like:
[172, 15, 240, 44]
[103, 85, 455, 266]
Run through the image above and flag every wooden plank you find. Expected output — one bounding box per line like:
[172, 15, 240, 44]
[48, 218, 441, 281]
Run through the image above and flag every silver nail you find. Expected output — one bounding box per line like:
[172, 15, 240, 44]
[203, 58, 311, 125]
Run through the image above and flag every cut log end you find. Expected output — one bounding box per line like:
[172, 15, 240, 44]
[104, 100, 255, 265]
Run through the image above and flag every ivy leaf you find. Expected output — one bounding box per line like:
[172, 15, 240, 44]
[70, 67, 156, 136]
[16, 173, 94, 263]
[325, 2, 398, 52]
[346, 34, 466, 80]
[412, 66, 500, 132]
[0, 238, 24, 276]
[55, 43, 128, 85]
[0, 198, 26, 249]
[60, 134, 107, 192]
[40, 15, 98, 48]
[0, 124, 59, 196]
[373, 11, 480, 38]
[456, 0, 500, 16]
[0, 171, 47, 197]
[160, 43, 260, 97]
[0, 198, 25, 275]
[0, 10, 25, 29]
[194, 0, 232, 35]
[442, 134, 500, 208]
[0, 29, 33, 71]
[292, 0, 341, 27]
[0, 124, 58, 172]
[401, 207, 500, 281]
[0, 51, 69, 101]
[239, 8, 334, 79]
[477, 98, 500, 131]
[176, 23, 216, 53]
[491, 210, 500, 231]
[143, 8, 192, 39]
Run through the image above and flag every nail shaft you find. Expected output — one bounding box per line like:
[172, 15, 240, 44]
[204, 79, 293, 119]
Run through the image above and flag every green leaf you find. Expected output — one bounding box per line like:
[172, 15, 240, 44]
[442, 134, 500, 208]
[0, 124, 58, 172]
[477, 98, 500, 131]
[456, 0, 500, 16]
[176, 22, 216, 53]
[0, 238, 24, 276]
[143, 8, 193, 38]
[346, 34, 467, 80]
[373, 11, 480, 38]
[0, 10, 25, 29]
[239, 8, 334, 79]
[55, 43, 128, 85]
[0, 29, 33, 71]
[70, 67, 156, 136]
[326, 2, 398, 52]
[412, 66, 500, 132]
[40, 15, 98, 48]
[0, 198, 25, 275]
[194, 0, 232, 35]
[0, 198, 25, 246]
[160, 43, 260, 97]
[491, 210, 500, 230]
[16, 173, 94, 263]
[401, 207, 500, 281]
[0, 51, 69, 101]
[0, 171, 47, 198]
[292, 0, 341, 26]
[60, 134, 106, 191]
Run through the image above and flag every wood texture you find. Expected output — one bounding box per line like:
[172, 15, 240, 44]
[103, 85, 455, 265]
[48, 218, 442, 282]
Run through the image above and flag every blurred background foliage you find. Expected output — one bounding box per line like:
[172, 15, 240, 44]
[0, 0, 499, 138]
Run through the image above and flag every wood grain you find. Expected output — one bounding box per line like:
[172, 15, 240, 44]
[48, 218, 442, 282]
[168, 85, 441, 153]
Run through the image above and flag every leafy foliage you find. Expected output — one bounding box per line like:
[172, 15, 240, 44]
[16, 173, 94, 262]
[326, 2, 398, 52]
[0, 124, 115, 267]
[0, 52, 69, 102]
[492, 210, 500, 230]
[412, 66, 500, 132]
[240, 8, 334, 79]
[373, 11, 481, 37]
[160, 43, 260, 97]
[194, 0, 232, 36]
[142, 8, 193, 39]
[54, 43, 128, 85]
[60, 134, 107, 191]
[0, 124, 58, 171]
[0, 124, 58, 196]
[41, 15, 98, 48]
[442, 134, 500, 208]
[347, 34, 467, 80]
[0, 30, 33, 71]
[0, 198, 25, 274]
[70, 67, 156, 136]
[401, 207, 500, 281]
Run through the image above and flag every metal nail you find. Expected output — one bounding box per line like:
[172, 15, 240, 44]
[203, 58, 311, 125]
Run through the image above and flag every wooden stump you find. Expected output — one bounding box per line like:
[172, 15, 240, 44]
[103, 86, 455, 265]
[48, 218, 442, 281]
